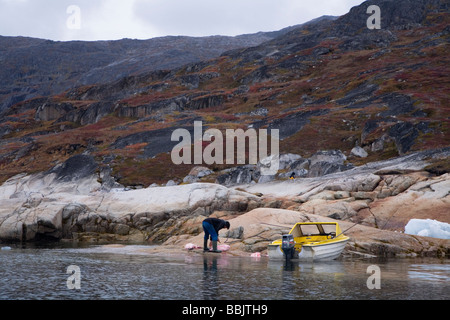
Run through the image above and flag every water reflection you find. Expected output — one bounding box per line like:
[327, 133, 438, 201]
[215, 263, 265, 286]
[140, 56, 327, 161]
[267, 259, 346, 274]
[408, 264, 450, 282]
[1, 244, 449, 300]
[202, 255, 219, 300]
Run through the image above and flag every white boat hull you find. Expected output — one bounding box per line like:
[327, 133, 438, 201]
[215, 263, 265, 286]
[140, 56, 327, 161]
[268, 244, 295, 260]
[298, 239, 349, 261]
[268, 238, 349, 261]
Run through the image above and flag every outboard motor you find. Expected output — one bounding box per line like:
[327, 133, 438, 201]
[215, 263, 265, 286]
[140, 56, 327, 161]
[281, 234, 295, 261]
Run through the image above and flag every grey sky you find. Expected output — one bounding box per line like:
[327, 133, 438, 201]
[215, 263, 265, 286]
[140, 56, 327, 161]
[0, 0, 365, 41]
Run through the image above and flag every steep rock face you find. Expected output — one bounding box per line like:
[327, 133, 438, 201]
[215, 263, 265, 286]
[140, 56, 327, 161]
[216, 165, 260, 186]
[30, 88, 227, 125]
[116, 92, 226, 118]
[214, 150, 353, 186]
[47, 154, 98, 182]
[35, 101, 75, 122]
[307, 150, 353, 177]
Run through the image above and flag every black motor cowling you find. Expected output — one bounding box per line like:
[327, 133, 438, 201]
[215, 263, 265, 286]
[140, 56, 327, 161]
[281, 234, 295, 261]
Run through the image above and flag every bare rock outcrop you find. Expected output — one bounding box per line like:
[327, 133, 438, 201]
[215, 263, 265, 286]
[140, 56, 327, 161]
[164, 208, 449, 258]
[0, 148, 448, 259]
[0, 169, 261, 242]
[240, 149, 450, 242]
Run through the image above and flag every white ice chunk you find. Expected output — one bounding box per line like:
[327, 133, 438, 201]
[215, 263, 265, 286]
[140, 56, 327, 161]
[404, 219, 450, 239]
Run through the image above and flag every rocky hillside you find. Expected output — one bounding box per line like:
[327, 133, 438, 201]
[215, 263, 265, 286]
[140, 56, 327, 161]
[0, 0, 448, 257]
[0, 23, 305, 114]
[0, 0, 448, 188]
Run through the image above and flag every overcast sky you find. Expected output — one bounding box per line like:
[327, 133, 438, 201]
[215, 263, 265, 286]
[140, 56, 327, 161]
[0, 0, 366, 41]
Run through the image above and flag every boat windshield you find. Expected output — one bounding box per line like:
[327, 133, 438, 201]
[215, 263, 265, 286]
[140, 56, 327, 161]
[290, 224, 337, 237]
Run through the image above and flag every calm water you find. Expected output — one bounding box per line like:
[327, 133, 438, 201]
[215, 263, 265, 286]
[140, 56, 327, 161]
[0, 243, 449, 300]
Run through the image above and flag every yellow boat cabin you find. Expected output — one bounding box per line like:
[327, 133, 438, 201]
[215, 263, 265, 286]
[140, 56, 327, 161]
[268, 222, 350, 261]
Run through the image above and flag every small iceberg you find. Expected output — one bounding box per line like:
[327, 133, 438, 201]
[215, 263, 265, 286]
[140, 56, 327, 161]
[404, 219, 450, 239]
[1, 246, 12, 251]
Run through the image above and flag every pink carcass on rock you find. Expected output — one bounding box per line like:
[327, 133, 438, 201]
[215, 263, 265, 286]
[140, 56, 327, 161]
[250, 252, 261, 257]
[184, 243, 230, 252]
[184, 243, 201, 250]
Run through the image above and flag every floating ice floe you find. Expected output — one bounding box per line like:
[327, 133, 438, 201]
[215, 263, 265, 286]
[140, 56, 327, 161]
[404, 219, 450, 239]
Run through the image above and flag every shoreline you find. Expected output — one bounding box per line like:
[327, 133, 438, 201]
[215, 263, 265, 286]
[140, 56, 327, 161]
[1, 149, 449, 259]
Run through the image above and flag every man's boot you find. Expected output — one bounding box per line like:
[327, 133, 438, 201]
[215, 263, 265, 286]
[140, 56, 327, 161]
[203, 238, 209, 252]
[211, 241, 222, 253]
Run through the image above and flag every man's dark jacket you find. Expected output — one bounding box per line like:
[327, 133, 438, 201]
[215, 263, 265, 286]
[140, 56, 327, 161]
[203, 218, 228, 233]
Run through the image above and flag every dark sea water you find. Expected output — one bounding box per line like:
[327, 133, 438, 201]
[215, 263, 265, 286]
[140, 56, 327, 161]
[0, 243, 448, 300]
